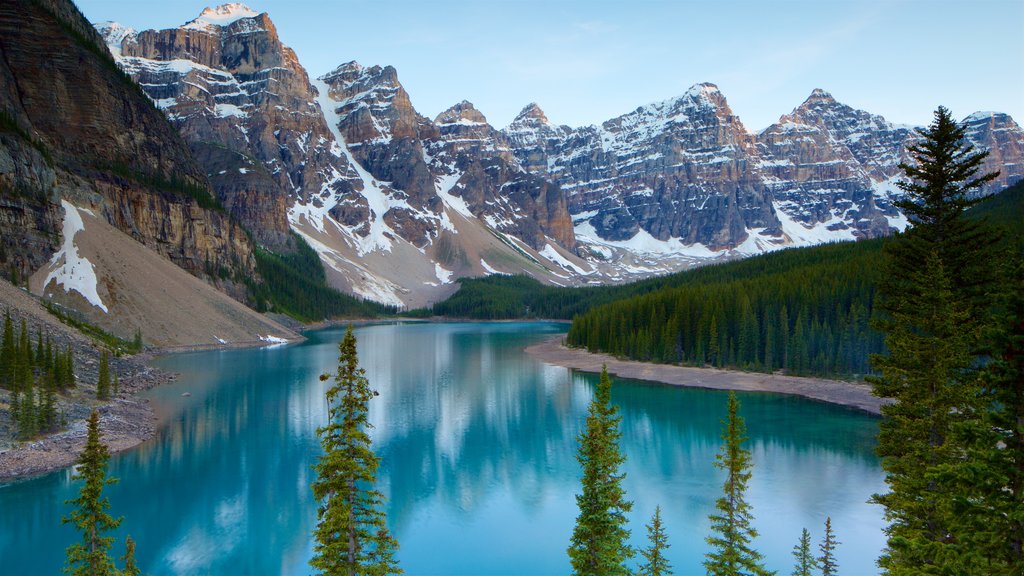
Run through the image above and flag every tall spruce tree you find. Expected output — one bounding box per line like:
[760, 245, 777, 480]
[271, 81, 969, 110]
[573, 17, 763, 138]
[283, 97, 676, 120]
[791, 528, 817, 576]
[63, 410, 122, 576]
[310, 326, 401, 576]
[568, 365, 633, 576]
[870, 106, 1001, 573]
[704, 392, 772, 576]
[818, 517, 838, 576]
[638, 506, 672, 576]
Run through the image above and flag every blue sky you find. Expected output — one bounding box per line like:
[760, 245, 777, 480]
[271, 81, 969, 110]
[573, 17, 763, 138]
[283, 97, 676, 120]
[76, 0, 1023, 131]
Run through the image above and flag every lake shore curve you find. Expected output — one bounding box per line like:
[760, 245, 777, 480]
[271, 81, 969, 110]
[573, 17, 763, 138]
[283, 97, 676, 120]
[526, 335, 885, 415]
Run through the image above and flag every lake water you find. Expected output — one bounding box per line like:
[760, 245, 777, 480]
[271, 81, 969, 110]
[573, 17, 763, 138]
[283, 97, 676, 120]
[0, 322, 886, 575]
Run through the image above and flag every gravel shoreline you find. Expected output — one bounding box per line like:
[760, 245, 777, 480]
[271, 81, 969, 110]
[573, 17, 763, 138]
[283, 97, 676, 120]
[525, 335, 885, 415]
[0, 363, 176, 483]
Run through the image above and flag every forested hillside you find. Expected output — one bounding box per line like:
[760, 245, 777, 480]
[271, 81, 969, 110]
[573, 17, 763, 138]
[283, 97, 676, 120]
[562, 182, 1022, 378]
[428, 181, 1022, 378]
[566, 240, 884, 377]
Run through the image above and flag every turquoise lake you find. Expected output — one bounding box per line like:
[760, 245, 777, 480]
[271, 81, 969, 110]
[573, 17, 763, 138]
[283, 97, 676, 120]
[0, 321, 886, 574]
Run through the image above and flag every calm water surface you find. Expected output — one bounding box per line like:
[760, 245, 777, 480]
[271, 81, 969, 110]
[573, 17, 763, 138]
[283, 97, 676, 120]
[0, 322, 886, 575]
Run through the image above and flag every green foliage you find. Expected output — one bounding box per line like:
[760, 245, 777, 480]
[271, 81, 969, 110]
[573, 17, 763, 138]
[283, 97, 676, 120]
[568, 240, 884, 378]
[817, 518, 838, 576]
[568, 366, 633, 576]
[63, 410, 122, 576]
[2, 311, 65, 438]
[120, 536, 140, 576]
[43, 302, 141, 355]
[249, 234, 396, 322]
[942, 257, 1024, 574]
[869, 107, 1006, 574]
[791, 528, 817, 576]
[704, 392, 772, 576]
[310, 327, 401, 576]
[638, 506, 672, 576]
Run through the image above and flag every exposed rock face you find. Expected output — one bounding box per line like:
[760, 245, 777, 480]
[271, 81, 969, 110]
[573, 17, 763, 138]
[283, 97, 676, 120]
[963, 112, 1024, 193]
[428, 101, 575, 249]
[506, 85, 1024, 252]
[103, 4, 359, 249]
[506, 84, 774, 249]
[0, 0, 254, 287]
[320, 65, 576, 250]
[755, 89, 898, 239]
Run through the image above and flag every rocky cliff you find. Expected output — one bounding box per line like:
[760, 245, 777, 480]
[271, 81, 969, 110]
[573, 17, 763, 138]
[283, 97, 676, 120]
[505, 85, 1024, 255]
[100, 4, 362, 250]
[0, 0, 254, 291]
[320, 63, 576, 250]
[86, 3, 1024, 304]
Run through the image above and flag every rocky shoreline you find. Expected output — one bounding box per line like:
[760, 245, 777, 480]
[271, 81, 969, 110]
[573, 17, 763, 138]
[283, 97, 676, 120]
[525, 336, 885, 415]
[0, 362, 176, 483]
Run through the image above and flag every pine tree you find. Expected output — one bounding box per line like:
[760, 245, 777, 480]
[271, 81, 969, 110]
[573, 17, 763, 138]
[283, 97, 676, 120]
[121, 536, 140, 576]
[63, 410, 122, 576]
[886, 105, 1000, 329]
[310, 326, 401, 576]
[870, 106, 1001, 573]
[871, 253, 975, 571]
[704, 392, 772, 576]
[35, 332, 43, 368]
[17, 379, 37, 439]
[818, 517, 838, 576]
[568, 365, 633, 576]
[638, 505, 672, 576]
[96, 351, 110, 400]
[791, 528, 817, 576]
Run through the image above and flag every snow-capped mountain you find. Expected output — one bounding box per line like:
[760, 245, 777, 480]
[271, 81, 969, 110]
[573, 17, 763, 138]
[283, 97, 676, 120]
[92, 4, 1024, 306]
[505, 86, 1023, 260]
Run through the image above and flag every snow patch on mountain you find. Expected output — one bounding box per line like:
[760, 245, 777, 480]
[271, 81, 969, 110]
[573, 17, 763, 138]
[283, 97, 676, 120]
[183, 4, 260, 31]
[44, 201, 108, 313]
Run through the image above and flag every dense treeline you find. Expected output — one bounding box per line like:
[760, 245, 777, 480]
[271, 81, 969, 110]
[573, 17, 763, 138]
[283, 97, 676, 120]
[430, 179, 1021, 324]
[431, 181, 1022, 379]
[429, 238, 882, 321]
[567, 240, 885, 377]
[1, 310, 74, 438]
[249, 233, 397, 322]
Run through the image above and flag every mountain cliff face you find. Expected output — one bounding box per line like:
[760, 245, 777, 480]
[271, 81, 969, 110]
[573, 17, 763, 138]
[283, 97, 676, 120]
[98, 4, 360, 249]
[319, 63, 575, 251]
[963, 112, 1024, 193]
[0, 0, 254, 291]
[505, 86, 1024, 256]
[86, 3, 1024, 307]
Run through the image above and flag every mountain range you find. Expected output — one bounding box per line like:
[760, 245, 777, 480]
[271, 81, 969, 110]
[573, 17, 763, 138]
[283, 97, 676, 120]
[2, 1, 1021, 340]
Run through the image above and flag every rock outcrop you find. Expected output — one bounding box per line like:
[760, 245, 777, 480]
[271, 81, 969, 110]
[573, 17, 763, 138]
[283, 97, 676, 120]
[102, 4, 361, 249]
[505, 85, 1024, 253]
[0, 0, 254, 289]
[320, 64, 576, 250]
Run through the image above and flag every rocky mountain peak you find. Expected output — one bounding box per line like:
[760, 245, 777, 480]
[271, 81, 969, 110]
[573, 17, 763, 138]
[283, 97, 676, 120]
[184, 3, 261, 31]
[435, 101, 488, 126]
[685, 82, 721, 100]
[806, 87, 836, 103]
[513, 102, 549, 125]
[94, 21, 136, 50]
